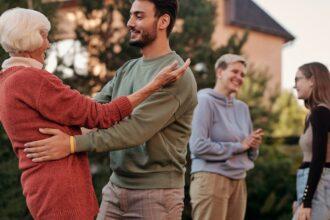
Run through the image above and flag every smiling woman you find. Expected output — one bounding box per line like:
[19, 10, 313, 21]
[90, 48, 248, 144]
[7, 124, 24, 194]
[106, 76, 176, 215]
[189, 54, 264, 220]
[0, 7, 189, 220]
[292, 62, 330, 220]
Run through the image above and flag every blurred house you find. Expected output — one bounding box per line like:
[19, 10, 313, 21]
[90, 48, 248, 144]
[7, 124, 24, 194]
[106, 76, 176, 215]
[43, 0, 294, 89]
[211, 0, 294, 90]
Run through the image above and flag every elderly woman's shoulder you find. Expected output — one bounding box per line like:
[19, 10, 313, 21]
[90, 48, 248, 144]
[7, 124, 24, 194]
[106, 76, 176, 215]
[11, 67, 53, 80]
[6, 67, 59, 87]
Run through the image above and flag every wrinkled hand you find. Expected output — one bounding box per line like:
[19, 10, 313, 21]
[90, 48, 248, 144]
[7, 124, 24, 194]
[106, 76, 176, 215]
[151, 58, 191, 89]
[298, 204, 311, 220]
[24, 128, 71, 162]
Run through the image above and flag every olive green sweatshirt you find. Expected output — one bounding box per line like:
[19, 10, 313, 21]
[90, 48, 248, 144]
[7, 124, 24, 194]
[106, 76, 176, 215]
[75, 51, 197, 189]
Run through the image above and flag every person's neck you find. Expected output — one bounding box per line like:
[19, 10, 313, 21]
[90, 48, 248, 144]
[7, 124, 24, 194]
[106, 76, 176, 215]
[141, 37, 172, 60]
[214, 83, 232, 98]
[2, 56, 43, 70]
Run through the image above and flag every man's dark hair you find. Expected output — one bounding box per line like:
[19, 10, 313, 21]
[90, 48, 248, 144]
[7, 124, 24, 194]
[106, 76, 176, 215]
[148, 0, 179, 37]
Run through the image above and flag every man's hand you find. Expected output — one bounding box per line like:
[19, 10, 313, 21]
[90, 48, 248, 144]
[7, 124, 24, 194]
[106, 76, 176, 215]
[24, 128, 71, 162]
[298, 204, 311, 220]
[152, 58, 191, 88]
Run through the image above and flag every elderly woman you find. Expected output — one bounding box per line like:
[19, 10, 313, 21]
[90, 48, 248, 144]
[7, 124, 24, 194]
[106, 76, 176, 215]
[0, 8, 189, 219]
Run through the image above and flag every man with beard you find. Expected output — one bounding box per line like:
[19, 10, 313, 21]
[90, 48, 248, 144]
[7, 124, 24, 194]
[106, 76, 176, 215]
[24, 0, 197, 219]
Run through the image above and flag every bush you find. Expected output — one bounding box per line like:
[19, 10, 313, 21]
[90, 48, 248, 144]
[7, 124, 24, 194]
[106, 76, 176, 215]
[245, 145, 301, 220]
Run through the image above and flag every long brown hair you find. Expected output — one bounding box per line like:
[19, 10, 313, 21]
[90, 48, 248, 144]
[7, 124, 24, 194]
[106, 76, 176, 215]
[299, 62, 330, 109]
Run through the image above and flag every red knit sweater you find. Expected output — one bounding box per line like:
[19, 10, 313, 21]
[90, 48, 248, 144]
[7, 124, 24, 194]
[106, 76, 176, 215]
[0, 66, 132, 219]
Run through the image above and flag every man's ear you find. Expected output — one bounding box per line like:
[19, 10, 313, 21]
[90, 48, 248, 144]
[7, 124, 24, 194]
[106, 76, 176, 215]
[158, 14, 170, 30]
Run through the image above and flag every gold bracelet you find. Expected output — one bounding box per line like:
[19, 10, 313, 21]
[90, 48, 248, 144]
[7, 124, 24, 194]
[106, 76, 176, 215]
[69, 136, 75, 154]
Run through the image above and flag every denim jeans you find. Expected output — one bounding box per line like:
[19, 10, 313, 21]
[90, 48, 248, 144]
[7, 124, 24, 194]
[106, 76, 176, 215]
[292, 168, 330, 220]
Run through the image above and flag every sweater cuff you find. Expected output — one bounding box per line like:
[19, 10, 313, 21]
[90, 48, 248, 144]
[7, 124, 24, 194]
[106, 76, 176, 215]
[74, 134, 92, 152]
[231, 143, 245, 154]
[302, 185, 312, 208]
[112, 96, 133, 119]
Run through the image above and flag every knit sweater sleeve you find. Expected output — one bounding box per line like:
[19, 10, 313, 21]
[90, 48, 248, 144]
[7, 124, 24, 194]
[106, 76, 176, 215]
[27, 69, 132, 128]
[246, 105, 259, 161]
[189, 95, 245, 161]
[74, 88, 181, 152]
[303, 106, 330, 208]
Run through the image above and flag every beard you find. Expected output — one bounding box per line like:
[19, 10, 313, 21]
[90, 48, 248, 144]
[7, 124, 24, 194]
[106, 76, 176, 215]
[129, 22, 157, 48]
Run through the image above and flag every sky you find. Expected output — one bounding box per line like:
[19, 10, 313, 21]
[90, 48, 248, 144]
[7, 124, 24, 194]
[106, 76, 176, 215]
[253, 0, 330, 90]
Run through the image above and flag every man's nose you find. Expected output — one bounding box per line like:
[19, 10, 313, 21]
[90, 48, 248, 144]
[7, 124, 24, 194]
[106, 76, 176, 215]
[127, 17, 134, 28]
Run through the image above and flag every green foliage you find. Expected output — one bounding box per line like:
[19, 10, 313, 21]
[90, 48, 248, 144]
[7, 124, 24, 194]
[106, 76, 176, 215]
[246, 145, 301, 220]
[271, 91, 307, 137]
[238, 69, 306, 137]
[53, 0, 135, 95]
[172, 0, 216, 58]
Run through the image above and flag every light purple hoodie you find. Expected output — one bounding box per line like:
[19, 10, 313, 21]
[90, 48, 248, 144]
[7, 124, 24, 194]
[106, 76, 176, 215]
[189, 88, 258, 179]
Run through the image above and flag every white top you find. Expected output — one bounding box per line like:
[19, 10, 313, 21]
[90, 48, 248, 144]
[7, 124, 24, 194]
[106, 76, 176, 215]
[1, 57, 43, 70]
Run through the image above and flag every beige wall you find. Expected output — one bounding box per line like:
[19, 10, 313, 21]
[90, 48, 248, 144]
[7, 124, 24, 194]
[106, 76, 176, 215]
[211, 0, 288, 90]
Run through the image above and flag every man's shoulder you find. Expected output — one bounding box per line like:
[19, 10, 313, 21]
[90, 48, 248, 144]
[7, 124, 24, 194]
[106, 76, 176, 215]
[117, 58, 141, 74]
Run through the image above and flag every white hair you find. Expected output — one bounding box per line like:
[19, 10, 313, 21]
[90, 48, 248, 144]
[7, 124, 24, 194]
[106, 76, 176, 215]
[0, 8, 51, 53]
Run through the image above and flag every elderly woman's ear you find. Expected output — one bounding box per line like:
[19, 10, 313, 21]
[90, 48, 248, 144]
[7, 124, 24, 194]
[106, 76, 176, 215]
[0, 8, 51, 56]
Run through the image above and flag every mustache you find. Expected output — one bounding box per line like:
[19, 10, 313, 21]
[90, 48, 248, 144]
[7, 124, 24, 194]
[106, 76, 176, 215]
[128, 27, 140, 32]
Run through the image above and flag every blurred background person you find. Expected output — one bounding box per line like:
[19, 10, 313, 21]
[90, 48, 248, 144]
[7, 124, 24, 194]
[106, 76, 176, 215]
[292, 62, 330, 220]
[189, 54, 263, 220]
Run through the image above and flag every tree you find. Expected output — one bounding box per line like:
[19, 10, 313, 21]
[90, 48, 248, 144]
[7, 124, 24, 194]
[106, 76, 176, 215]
[271, 91, 306, 137]
[52, 0, 135, 95]
[245, 145, 300, 220]
[238, 68, 306, 138]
